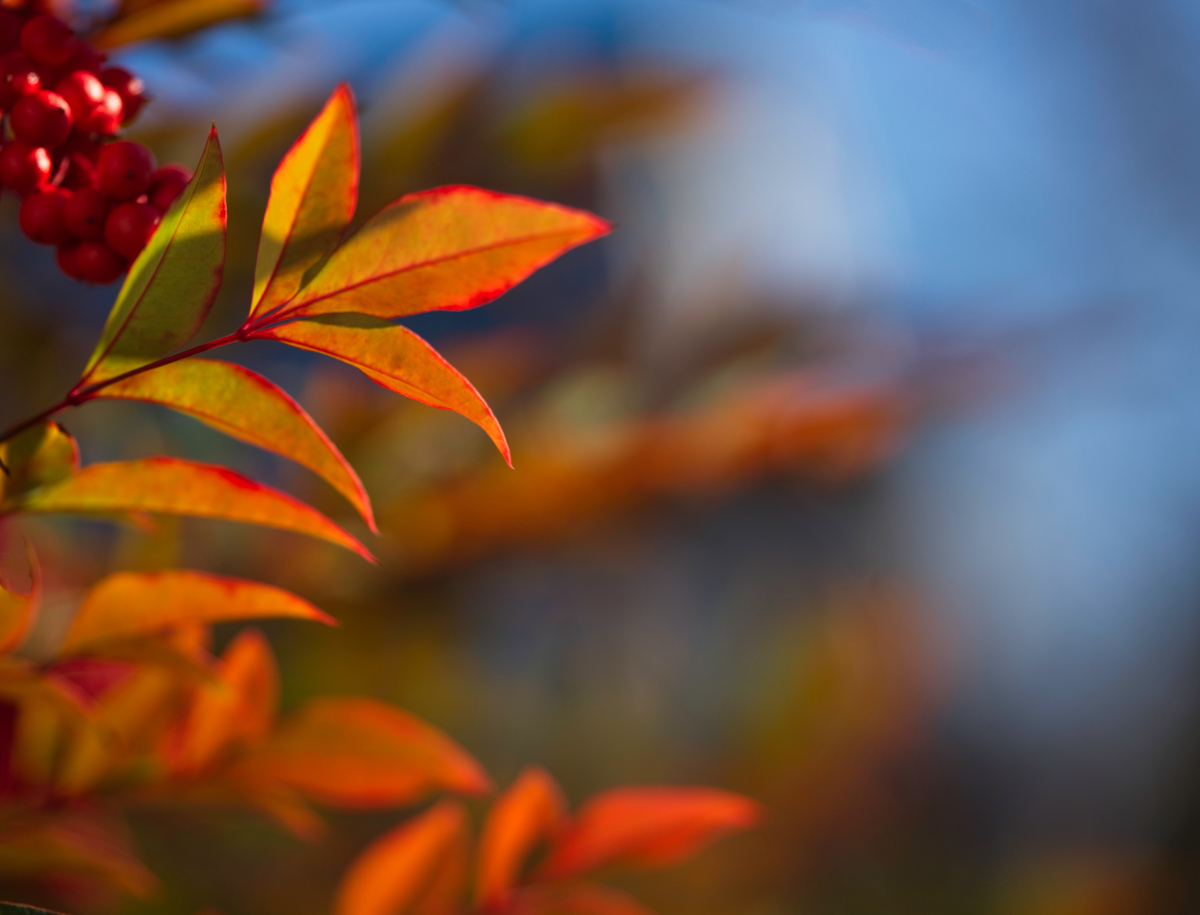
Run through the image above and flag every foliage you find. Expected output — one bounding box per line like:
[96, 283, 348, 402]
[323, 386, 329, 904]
[0, 82, 759, 913]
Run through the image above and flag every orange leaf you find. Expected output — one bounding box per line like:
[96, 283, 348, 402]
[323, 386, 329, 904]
[96, 358, 375, 530]
[62, 570, 333, 655]
[172, 628, 278, 775]
[80, 128, 226, 385]
[234, 697, 490, 808]
[262, 185, 610, 322]
[251, 84, 359, 321]
[257, 315, 509, 464]
[477, 766, 566, 908]
[513, 884, 657, 915]
[0, 543, 40, 655]
[538, 788, 760, 880]
[334, 800, 469, 915]
[13, 458, 373, 561]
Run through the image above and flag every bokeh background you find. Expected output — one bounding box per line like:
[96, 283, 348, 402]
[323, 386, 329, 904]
[5, 0, 1200, 912]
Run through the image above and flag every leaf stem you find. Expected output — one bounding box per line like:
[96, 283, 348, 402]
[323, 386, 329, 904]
[0, 329, 245, 447]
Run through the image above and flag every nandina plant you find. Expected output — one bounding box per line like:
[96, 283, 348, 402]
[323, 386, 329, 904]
[0, 84, 759, 913]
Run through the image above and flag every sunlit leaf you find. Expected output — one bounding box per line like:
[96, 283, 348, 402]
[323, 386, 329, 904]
[80, 129, 226, 385]
[477, 766, 566, 908]
[14, 458, 373, 561]
[334, 800, 469, 915]
[97, 357, 374, 528]
[513, 884, 658, 915]
[62, 570, 333, 655]
[171, 628, 277, 775]
[0, 423, 79, 504]
[262, 185, 610, 322]
[251, 84, 359, 321]
[538, 788, 760, 880]
[257, 315, 510, 464]
[0, 543, 40, 655]
[92, 0, 263, 49]
[233, 697, 490, 807]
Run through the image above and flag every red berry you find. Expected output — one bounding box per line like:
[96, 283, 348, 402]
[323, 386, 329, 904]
[62, 40, 104, 76]
[99, 66, 145, 124]
[20, 15, 73, 67]
[62, 186, 109, 238]
[56, 241, 85, 280]
[19, 186, 70, 245]
[96, 140, 155, 200]
[104, 201, 159, 258]
[0, 141, 51, 195]
[55, 69, 103, 120]
[0, 11, 22, 53]
[75, 239, 125, 284]
[0, 53, 39, 108]
[77, 86, 121, 135]
[10, 89, 72, 147]
[148, 164, 191, 212]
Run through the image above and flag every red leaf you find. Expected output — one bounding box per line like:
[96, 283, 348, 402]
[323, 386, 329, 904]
[538, 788, 760, 880]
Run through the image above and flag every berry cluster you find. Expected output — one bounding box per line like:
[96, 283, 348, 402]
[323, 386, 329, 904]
[0, 6, 190, 284]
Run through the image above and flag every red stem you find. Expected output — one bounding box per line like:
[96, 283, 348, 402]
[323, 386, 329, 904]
[0, 328, 247, 449]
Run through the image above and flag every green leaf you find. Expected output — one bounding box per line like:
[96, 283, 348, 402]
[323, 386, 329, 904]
[79, 128, 227, 385]
[0, 423, 79, 505]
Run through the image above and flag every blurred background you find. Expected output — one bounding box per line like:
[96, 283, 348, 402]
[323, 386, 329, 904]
[4, 0, 1200, 912]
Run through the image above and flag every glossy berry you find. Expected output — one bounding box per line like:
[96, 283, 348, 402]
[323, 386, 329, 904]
[55, 70, 104, 120]
[0, 53, 40, 108]
[148, 164, 191, 212]
[11, 90, 72, 148]
[60, 152, 98, 189]
[62, 187, 109, 239]
[96, 140, 155, 200]
[19, 187, 71, 245]
[0, 141, 52, 195]
[0, 11, 22, 53]
[104, 201, 159, 258]
[75, 240, 125, 284]
[99, 67, 145, 124]
[20, 15, 74, 67]
[56, 242, 85, 280]
[78, 87, 121, 135]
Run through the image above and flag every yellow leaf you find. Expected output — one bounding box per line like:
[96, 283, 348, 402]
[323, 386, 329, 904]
[251, 83, 359, 320]
[0, 422, 79, 505]
[262, 185, 610, 322]
[258, 315, 509, 464]
[13, 458, 373, 561]
[0, 542, 40, 655]
[97, 358, 375, 530]
[62, 570, 334, 655]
